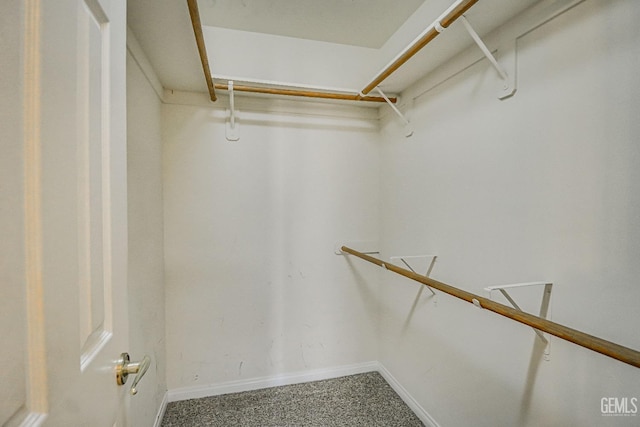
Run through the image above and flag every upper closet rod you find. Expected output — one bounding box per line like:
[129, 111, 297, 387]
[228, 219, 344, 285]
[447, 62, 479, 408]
[214, 82, 395, 104]
[341, 246, 640, 369]
[189, 0, 477, 103]
[361, 0, 480, 95]
[187, 0, 217, 102]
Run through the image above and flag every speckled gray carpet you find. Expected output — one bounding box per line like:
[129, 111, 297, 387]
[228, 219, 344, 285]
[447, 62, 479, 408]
[161, 371, 424, 426]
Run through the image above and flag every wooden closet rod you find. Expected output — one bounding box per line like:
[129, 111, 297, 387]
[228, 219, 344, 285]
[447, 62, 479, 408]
[361, 0, 480, 95]
[214, 82, 396, 104]
[187, 0, 217, 102]
[188, 0, 480, 102]
[341, 246, 640, 369]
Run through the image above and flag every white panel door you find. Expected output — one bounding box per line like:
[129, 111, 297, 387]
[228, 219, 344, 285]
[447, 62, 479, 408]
[1, 0, 131, 425]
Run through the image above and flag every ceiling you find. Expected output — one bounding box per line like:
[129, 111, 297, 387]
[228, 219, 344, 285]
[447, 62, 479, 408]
[127, 0, 540, 99]
[197, 0, 425, 49]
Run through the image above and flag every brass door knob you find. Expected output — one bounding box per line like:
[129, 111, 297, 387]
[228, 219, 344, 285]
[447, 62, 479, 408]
[116, 352, 151, 395]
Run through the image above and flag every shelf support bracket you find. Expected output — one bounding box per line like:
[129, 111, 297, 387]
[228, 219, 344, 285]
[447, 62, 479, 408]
[390, 255, 437, 295]
[375, 87, 414, 137]
[460, 15, 516, 100]
[390, 255, 438, 309]
[391, 255, 439, 329]
[225, 80, 240, 141]
[485, 282, 553, 357]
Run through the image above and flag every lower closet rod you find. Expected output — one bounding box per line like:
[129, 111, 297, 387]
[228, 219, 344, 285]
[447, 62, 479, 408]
[341, 246, 640, 369]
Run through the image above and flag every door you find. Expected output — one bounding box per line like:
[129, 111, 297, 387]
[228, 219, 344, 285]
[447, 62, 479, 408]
[1, 0, 130, 425]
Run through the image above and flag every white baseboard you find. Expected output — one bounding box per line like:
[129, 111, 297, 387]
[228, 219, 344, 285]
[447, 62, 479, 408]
[376, 364, 440, 427]
[153, 392, 168, 427]
[167, 361, 379, 402]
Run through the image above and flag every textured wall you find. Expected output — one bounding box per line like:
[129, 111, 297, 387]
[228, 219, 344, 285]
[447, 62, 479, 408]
[163, 98, 381, 391]
[378, 0, 640, 425]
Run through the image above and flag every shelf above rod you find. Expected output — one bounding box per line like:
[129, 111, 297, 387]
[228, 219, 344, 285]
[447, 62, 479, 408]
[213, 82, 396, 104]
[340, 245, 640, 369]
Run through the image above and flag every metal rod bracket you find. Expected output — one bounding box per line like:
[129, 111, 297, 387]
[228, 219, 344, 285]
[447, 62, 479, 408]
[335, 241, 379, 256]
[460, 15, 516, 100]
[390, 255, 438, 299]
[485, 282, 553, 358]
[375, 87, 413, 137]
[225, 80, 240, 141]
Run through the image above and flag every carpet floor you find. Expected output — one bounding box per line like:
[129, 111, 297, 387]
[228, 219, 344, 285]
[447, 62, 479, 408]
[161, 371, 424, 426]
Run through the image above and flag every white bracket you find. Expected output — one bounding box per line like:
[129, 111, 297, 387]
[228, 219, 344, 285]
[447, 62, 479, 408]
[460, 16, 516, 100]
[390, 255, 438, 305]
[335, 241, 379, 255]
[484, 282, 553, 359]
[374, 87, 413, 137]
[392, 255, 439, 333]
[225, 80, 240, 141]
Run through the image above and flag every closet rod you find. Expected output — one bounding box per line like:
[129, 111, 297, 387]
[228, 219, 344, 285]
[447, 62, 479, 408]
[361, 0, 480, 95]
[341, 246, 640, 369]
[187, 0, 217, 102]
[214, 83, 396, 103]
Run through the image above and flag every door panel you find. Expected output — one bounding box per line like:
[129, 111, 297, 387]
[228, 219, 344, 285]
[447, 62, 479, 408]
[0, 0, 28, 422]
[77, 0, 111, 368]
[0, 0, 129, 425]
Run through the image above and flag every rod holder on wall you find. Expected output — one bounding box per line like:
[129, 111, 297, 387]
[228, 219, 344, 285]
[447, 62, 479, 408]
[225, 80, 240, 141]
[335, 241, 379, 255]
[485, 282, 553, 359]
[390, 255, 438, 299]
[389, 255, 439, 330]
[460, 15, 516, 99]
[375, 87, 413, 137]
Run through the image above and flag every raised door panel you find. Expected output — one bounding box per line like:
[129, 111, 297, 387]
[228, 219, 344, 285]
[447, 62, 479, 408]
[1, 0, 129, 425]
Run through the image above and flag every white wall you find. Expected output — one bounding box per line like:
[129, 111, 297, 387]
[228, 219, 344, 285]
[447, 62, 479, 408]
[126, 45, 166, 425]
[163, 95, 381, 391]
[205, 26, 378, 91]
[378, 0, 640, 426]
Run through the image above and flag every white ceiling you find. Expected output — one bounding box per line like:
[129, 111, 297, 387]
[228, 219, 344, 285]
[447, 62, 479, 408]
[197, 0, 425, 49]
[127, 0, 540, 98]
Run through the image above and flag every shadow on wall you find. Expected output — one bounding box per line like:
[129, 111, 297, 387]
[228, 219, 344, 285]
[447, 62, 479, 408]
[366, 264, 578, 426]
[343, 256, 380, 324]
